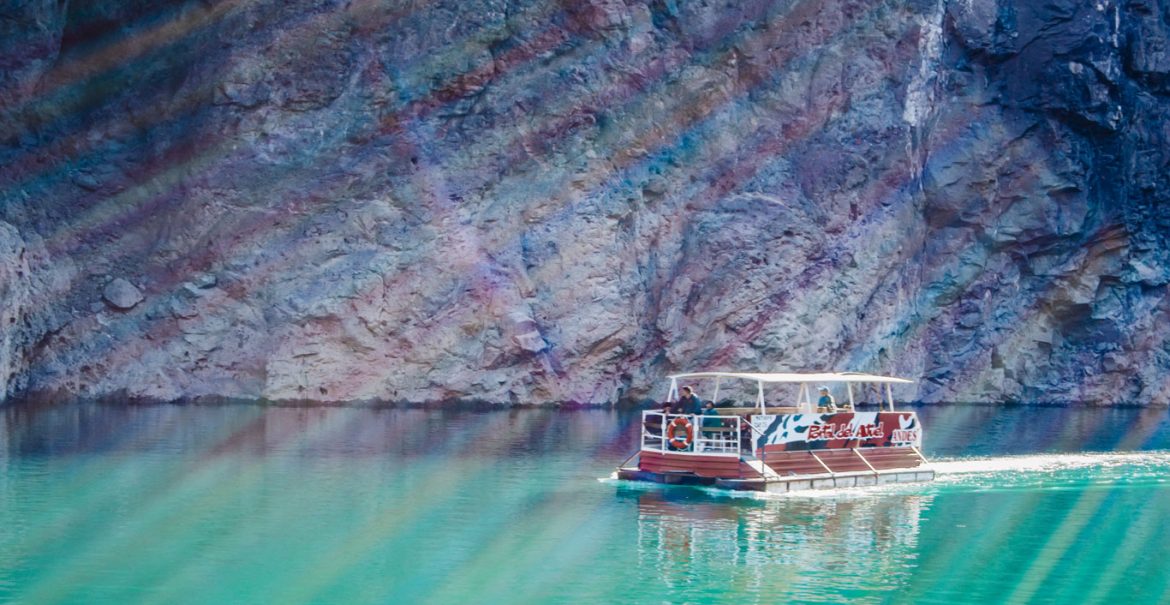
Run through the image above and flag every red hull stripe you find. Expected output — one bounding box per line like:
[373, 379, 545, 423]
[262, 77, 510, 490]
[639, 451, 743, 479]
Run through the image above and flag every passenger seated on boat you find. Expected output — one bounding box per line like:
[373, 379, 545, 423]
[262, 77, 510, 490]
[700, 402, 723, 433]
[817, 386, 837, 412]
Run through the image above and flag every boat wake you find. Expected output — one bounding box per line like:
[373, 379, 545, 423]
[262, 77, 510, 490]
[926, 450, 1170, 477]
[603, 451, 1170, 501]
[744, 451, 1170, 500]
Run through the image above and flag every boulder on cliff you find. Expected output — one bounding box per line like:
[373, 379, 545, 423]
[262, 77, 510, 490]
[102, 278, 144, 311]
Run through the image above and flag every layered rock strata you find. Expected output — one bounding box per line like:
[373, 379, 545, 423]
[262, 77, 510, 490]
[1, 0, 1168, 405]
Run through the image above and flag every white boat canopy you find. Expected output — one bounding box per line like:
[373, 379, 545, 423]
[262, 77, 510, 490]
[668, 372, 914, 384]
[665, 372, 915, 413]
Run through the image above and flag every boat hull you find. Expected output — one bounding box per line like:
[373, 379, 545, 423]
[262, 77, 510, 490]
[617, 446, 933, 493]
[714, 469, 935, 493]
[636, 450, 746, 479]
[615, 468, 721, 486]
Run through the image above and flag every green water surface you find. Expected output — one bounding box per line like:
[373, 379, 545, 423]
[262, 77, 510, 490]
[1, 404, 1168, 604]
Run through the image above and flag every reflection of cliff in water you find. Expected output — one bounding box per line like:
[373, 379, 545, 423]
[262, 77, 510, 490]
[618, 487, 932, 596]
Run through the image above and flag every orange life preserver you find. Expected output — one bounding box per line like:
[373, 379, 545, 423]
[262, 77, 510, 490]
[667, 416, 693, 450]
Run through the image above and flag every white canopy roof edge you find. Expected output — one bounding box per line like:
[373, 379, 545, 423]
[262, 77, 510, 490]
[667, 372, 914, 385]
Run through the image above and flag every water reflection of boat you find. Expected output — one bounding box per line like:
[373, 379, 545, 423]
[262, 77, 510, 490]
[619, 484, 933, 593]
[615, 372, 934, 493]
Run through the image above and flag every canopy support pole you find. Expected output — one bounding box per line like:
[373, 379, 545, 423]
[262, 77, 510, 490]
[798, 383, 813, 414]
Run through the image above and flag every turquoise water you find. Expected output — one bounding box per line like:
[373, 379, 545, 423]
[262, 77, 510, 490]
[1, 404, 1168, 604]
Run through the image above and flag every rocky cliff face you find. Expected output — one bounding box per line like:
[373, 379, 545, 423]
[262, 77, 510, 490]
[1, 0, 1168, 405]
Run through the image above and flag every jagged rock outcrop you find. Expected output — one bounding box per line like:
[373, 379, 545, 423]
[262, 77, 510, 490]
[0, 220, 71, 401]
[0, 0, 1168, 405]
[0, 222, 29, 399]
[914, 0, 1170, 404]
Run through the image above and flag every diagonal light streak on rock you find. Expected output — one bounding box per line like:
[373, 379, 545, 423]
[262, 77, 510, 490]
[16, 0, 903, 402]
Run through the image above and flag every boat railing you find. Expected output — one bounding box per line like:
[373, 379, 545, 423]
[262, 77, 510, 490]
[640, 411, 741, 455]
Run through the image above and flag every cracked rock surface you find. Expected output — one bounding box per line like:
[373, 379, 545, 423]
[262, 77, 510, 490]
[1, 0, 1169, 405]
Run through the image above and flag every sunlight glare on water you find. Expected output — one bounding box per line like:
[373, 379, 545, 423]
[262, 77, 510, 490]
[0, 403, 1168, 604]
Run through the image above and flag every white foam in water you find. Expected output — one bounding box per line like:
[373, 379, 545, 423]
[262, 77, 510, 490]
[926, 450, 1170, 476]
[601, 451, 1170, 500]
[753, 451, 1170, 500]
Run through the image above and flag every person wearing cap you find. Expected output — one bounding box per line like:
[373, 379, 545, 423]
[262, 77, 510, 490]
[677, 386, 703, 415]
[817, 386, 837, 412]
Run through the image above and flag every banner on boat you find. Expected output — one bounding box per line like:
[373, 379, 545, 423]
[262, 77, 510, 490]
[753, 412, 922, 451]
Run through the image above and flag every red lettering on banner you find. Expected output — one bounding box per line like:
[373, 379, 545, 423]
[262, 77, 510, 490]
[805, 422, 885, 441]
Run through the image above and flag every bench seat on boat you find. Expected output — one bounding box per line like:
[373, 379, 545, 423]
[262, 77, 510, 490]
[761, 447, 923, 476]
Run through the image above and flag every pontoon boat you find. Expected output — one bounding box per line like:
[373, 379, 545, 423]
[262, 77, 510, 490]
[615, 372, 933, 492]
